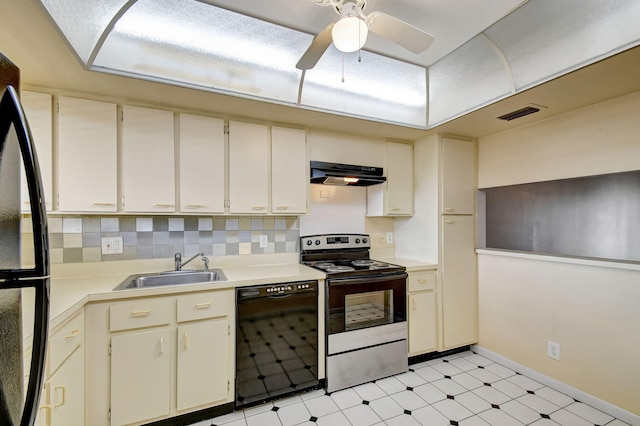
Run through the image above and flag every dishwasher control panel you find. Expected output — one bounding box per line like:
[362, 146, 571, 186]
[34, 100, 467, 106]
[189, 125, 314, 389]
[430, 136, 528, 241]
[237, 280, 317, 299]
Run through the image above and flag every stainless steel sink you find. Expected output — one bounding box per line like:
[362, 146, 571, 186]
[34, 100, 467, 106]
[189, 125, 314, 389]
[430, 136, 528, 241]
[113, 269, 227, 291]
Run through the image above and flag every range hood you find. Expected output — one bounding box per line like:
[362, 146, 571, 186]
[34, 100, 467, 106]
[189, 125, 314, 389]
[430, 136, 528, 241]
[310, 161, 386, 187]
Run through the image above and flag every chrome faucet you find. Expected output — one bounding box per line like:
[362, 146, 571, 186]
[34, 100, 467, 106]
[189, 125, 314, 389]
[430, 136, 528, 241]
[174, 252, 208, 271]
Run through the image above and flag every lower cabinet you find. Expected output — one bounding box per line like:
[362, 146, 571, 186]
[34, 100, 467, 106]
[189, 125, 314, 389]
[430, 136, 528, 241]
[85, 289, 235, 426]
[441, 215, 478, 349]
[407, 270, 438, 356]
[110, 329, 172, 425]
[36, 310, 85, 426]
[177, 318, 229, 411]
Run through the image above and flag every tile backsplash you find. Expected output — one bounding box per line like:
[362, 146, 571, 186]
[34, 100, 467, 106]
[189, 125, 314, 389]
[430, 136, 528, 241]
[23, 215, 300, 264]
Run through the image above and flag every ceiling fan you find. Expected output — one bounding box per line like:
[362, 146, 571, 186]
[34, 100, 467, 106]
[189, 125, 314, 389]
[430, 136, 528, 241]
[296, 0, 434, 70]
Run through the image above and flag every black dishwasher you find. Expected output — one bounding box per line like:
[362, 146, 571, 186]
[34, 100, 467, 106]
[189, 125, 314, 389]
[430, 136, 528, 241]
[236, 281, 319, 407]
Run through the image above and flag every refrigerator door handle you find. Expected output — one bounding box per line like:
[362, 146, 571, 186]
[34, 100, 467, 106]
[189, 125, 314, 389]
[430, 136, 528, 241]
[0, 86, 50, 426]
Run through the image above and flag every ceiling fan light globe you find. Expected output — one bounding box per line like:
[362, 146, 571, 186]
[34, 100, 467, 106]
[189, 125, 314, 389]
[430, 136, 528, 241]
[332, 16, 368, 53]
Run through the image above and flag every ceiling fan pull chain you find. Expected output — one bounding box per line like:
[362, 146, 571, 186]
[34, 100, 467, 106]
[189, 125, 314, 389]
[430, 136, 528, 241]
[358, 17, 362, 63]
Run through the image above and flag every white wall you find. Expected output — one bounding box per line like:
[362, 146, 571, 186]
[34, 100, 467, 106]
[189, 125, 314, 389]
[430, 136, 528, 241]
[477, 90, 640, 416]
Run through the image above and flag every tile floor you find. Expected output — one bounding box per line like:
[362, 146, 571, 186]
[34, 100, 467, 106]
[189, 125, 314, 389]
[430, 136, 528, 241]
[191, 350, 630, 426]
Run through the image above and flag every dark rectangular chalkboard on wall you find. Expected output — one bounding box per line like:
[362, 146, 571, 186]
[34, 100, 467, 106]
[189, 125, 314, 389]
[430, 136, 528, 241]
[478, 170, 640, 263]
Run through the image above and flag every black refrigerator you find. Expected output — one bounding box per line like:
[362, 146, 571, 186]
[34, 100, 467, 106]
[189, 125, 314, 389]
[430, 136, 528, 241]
[0, 53, 50, 426]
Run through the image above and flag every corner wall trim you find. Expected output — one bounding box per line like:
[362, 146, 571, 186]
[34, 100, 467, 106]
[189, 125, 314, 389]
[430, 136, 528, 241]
[471, 345, 640, 426]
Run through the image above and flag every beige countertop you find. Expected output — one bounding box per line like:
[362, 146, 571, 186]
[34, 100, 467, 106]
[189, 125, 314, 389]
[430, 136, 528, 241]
[23, 253, 437, 335]
[24, 254, 325, 333]
[377, 257, 438, 272]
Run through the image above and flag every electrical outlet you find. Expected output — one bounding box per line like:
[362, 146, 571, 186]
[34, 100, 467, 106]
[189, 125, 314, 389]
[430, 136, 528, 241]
[548, 341, 561, 360]
[386, 232, 393, 244]
[259, 235, 268, 248]
[101, 237, 123, 255]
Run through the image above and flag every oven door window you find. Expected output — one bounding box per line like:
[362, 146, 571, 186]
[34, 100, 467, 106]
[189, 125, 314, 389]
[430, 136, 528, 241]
[345, 290, 394, 331]
[327, 273, 407, 335]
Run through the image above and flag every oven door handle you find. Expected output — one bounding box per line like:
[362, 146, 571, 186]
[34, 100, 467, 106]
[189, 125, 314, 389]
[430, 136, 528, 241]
[329, 272, 407, 286]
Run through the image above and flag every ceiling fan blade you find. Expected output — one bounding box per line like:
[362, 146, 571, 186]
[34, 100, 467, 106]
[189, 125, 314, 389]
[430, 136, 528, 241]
[366, 11, 434, 54]
[296, 22, 335, 70]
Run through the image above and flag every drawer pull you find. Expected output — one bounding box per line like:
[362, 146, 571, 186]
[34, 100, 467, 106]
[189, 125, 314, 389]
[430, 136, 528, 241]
[154, 203, 174, 208]
[252, 206, 266, 211]
[417, 279, 428, 284]
[131, 309, 152, 317]
[65, 329, 80, 339]
[276, 206, 288, 210]
[92, 202, 115, 206]
[445, 207, 455, 213]
[390, 207, 400, 212]
[184, 204, 203, 209]
[445, 220, 455, 224]
[195, 302, 212, 309]
[54, 386, 66, 407]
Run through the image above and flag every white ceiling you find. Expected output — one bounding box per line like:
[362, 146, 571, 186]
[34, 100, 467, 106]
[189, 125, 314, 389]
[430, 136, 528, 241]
[201, 0, 528, 67]
[2, 0, 640, 141]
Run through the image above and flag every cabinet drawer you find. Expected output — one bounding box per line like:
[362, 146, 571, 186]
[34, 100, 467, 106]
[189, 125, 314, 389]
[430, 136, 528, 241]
[49, 310, 84, 375]
[177, 290, 233, 323]
[110, 298, 171, 332]
[408, 271, 436, 292]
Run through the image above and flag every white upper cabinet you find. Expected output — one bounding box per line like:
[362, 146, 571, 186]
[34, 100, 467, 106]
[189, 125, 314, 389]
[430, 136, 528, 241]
[271, 126, 307, 214]
[20, 91, 52, 211]
[57, 96, 117, 212]
[367, 141, 413, 216]
[228, 121, 269, 214]
[121, 105, 175, 212]
[441, 138, 475, 215]
[179, 114, 225, 213]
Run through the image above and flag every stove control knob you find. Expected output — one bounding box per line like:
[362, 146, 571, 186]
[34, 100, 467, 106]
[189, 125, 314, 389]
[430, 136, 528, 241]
[315, 239, 321, 245]
[355, 238, 360, 243]
[363, 238, 368, 244]
[306, 240, 312, 246]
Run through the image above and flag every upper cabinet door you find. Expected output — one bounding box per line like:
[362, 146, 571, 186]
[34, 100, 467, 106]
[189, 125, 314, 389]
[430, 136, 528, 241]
[441, 138, 475, 215]
[271, 127, 307, 214]
[179, 114, 225, 213]
[228, 121, 269, 214]
[20, 91, 52, 211]
[121, 105, 175, 213]
[58, 96, 117, 212]
[386, 141, 413, 215]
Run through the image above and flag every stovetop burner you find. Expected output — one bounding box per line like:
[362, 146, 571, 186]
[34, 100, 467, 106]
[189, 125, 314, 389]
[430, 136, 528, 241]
[325, 265, 356, 273]
[300, 234, 405, 277]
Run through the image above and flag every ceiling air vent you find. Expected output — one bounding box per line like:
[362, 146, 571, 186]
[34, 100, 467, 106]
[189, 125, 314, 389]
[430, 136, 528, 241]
[497, 104, 546, 121]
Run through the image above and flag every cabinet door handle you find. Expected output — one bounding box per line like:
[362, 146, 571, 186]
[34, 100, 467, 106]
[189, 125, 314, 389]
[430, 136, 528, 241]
[154, 203, 174, 208]
[184, 204, 203, 209]
[39, 404, 51, 422]
[252, 206, 265, 211]
[65, 329, 80, 339]
[92, 202, 115, 207]
[412, 299, 417, 311]
[445, 220, 455, 225]
[160, 336, 164, 354]
[195, 301, 212, 309]
[445, 207, 455, 213]
[54, 385, 66, 407]
[390, 207, 400, 212]
[276, 206, 288, 210]
[417, 279, 428, 284]
[131, 309, 152, 316]
[183, 332, 189, 349]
